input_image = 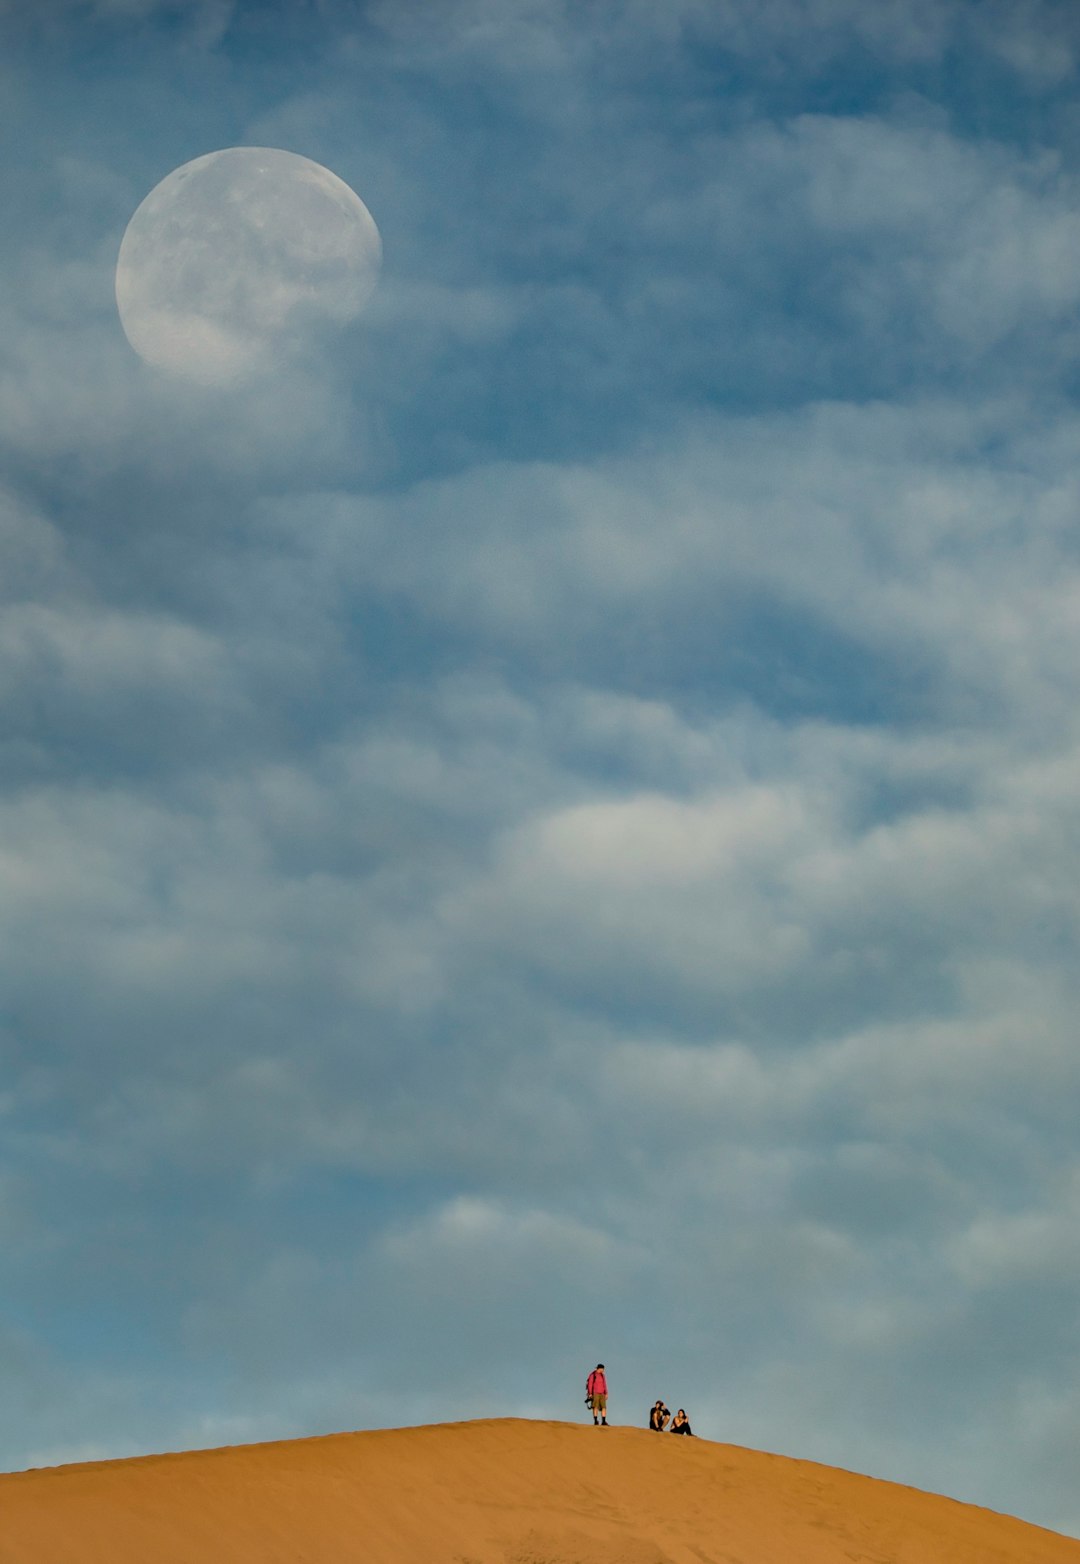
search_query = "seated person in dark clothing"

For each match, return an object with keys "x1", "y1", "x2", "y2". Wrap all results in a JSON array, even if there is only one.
[
  {"x1": 649, "y1": 1400, "x2": 671, "y2": 1430},
  {"x1": 670, "y1": 1408, "x2": 693, "y2": 1435}
]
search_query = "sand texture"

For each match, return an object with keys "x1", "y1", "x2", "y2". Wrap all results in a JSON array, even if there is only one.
[{"x1": 2, "y1": 1417, "x2": 1077, "y2": 1564}]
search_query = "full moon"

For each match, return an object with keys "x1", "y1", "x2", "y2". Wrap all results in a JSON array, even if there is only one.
[{"x1": 115, "y1": 147, "x2": 382, "y2": 384}]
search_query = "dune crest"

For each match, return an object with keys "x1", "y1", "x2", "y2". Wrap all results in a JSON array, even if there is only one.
[{"x1": 1, "y1": 1417, "x2": 1076, "y2": 1564}]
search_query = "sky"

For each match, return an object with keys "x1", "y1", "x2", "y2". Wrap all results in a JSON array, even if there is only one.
[{"x1": 3, "y1": 0, "x2": 1080, "y2": 1539}]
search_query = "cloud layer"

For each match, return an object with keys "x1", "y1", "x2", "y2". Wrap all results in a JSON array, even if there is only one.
[{"x1": 3, "y1": 0, "x2": 1080, "y2": 1540}]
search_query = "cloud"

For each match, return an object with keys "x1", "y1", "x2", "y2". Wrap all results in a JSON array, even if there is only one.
[
  {"x1": 4, "y1": 0, "x2": 1080, "y2": 1540},
  {"x1": 255, "y1": 392, "x2": 1080, "y2": 749},
  {"x1": 0, "y1": 0, "x2": 236, "y2": 46},
  {"x1": 361, "y1": 0, "x2": 1077, "y2": 83}
]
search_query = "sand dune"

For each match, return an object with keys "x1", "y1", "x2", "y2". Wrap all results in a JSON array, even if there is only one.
[{"x1": 2, "y1": 1417, "x2": 1077, "y2": 1564}]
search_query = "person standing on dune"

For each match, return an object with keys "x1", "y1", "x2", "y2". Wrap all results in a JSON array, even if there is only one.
[{"x1": 586, "y1": 1363, "x2": 608, "y2": 1425}]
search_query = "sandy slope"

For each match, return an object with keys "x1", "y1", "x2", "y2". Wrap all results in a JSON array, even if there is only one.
[{"x1": 2, "y1": 1417, "x2": 1077, "y2": 1564}]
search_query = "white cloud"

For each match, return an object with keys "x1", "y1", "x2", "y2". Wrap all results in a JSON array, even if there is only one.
[
  {"x1": 949, "y1": 1173, "x2": 1080, "y2": 1289},
  {"x1": 380, "y1": 1195, "x2": 640, "y2": 1279},
  {"x1": 5, "y1": 0, "x2": 1080, "y2": 1535},
  {"x1": 0, "y1": 604, "x2": 231, "y2": 701},
  {"x1": 0, "y1": 0, "x2": 236, "y2": 45},
  {"x1": 0, "y1": 489, "x2": 71, "y2": 601},
  {"x1": 270, "y1": 391, "x2": 1080, "y2": 745},
  {"x1": 363, "y1": 0, "x2": 1074, "y2": 82}
]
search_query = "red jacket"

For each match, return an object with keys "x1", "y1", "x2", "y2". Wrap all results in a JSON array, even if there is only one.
[{"x1": 587, "y1": 1369, "x2": 607, "y2": 1396}]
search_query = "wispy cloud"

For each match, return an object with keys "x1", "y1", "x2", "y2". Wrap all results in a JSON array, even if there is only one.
[{"x1": 3, "y1": 0, "x2": 1080, "y2": 1540}]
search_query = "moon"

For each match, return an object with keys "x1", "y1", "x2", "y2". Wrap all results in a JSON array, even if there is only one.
[{"x1": 115, "y1": 147, "x2": 382, "y2": 384}]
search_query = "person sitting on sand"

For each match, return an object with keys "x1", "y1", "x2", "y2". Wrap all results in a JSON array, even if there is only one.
[
  {"x1": 649, "y1": 1401, "x2": 670, "y2": 1431},
  {"x1": 670, "y1": 1409, "x2": 693, "y2": 1436},
  {"x1": 586, "y1": 1364, "x2": 608, "y2": 1426}
]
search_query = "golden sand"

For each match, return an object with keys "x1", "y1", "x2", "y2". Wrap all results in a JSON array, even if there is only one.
[{"x1": 2, "y1": 1416, "x2": 1076, "y2": 1564}]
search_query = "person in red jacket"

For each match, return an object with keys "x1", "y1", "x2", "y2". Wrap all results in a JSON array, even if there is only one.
[{"x1": 586, "y1": 1363, "x2": 608, "y2": 1425}]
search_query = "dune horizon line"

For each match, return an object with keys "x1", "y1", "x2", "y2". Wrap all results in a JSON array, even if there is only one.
[{"x1": 2, "y1": 1415, "x2": 1077, "y2": 1564}]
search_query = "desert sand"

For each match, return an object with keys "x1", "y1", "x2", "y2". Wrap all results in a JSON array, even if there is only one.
[{"x1": 2, "y1": 1417, "x2": 1077, "y2": 1564}]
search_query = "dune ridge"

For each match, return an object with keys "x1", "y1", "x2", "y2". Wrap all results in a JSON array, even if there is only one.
[{"x1": 2, "y1": 1416, "x2": 1077, "y2": 1564}]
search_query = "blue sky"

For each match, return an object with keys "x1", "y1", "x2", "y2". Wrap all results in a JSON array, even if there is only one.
[{"x1": 4, "y1": 0, "x2": 1080, "y2": 1538}]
